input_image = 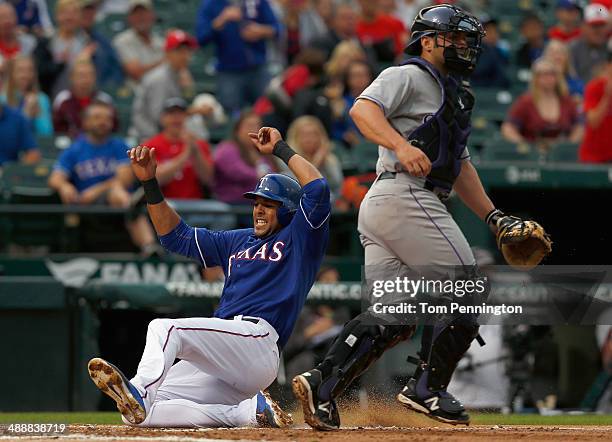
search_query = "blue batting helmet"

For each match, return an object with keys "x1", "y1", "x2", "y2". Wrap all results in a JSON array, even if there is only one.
[{"x1": 244, "y1": 174, "x2": 302, "y2": 226}]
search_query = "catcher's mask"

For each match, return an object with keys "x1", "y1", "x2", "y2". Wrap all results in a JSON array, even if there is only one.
[
  {"x1": 244, "y1": 174, "x2": 302, "y2": 226},
  {"x1": 405, "y1": 4, "x2": 485, "y2": 76}
]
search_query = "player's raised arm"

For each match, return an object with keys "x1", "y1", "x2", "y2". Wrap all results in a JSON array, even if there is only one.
[
  {"x1": 248, "y1": 127, "x2": 322, "y2": 186},
  {"x1": 128, "y1": 146, "x2": 181, "y2": 236},
  {"x1": 249, "y1": 127, "x2": 331, "y2": 230}
]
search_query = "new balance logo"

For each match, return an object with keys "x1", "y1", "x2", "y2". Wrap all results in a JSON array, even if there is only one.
[{"x1": 424, "y1": 396, "x2": 440, "y2": 411}]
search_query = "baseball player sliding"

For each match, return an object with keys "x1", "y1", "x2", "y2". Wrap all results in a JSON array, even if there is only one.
[
  {"x1": 293, "y1": 4, "x2": 551, "y2": 430},
  {"x1": 87, "y1": 127, "x2": 331, "y2": 428}
]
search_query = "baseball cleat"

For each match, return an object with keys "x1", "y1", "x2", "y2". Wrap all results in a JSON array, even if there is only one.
[
  {"x1": 88, "y1": 357, "x2": 146, "y2": 425},
  {"x1": 255, "y1": 390, "x2": 293, "y2": 428},
  {"x1": 292, "y1": 369, "x2": 340, "y2": 431},
  {"x1": 396, "y1": 378, "x2": 470, "y2": 425}
]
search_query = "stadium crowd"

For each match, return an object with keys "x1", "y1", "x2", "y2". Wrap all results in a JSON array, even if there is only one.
[{"x1": 2, "y1": 0, "x2": 612, "y2": 252}]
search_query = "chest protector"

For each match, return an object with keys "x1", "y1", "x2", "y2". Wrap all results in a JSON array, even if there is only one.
[{"x1": 401, "y1": 57, "x2": 474, "y2": 192}]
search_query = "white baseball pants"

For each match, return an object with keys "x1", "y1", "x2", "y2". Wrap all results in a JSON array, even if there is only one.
[{"x1": 127, "y1": 316, "x2": 280, "y2": 427}]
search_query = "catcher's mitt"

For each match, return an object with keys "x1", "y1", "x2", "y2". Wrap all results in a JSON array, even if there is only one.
[{"x1": 495, "y1": 216, "x2": 552, "y2": 269}]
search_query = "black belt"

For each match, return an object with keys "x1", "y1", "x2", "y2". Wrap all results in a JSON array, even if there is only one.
[
  {"x1": 240, "y1": 317, "x2": 282, "y2": 353},
  {"x1": 378, "y1": 171, "x2": 449, "y2": 200}
]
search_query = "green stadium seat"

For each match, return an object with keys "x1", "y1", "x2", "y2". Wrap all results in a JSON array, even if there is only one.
[
  {"x1": 352, "y1": 140, "x2": 379, "y2": 173},
  {"x1": 36, "y1": 136, "x2": 62, "y2": 161},
  {"x1": 480, "y1": 136, "x2": 541, "y2": 162},
  {"x1": 333, "y1": 143, "x2": 356, "y2": 175},
  {"x1": 0, "y1": 161, "x2": 63, "y2": 251},
  {"x1": 473, "y1": 88, "x2": 513, "y2": 123},
  {"x1": 547, "y1": 141, "x2": 579, "y2": 162}
]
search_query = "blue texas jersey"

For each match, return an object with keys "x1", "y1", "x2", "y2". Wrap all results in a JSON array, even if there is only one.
[{"x1": 159, "y1": 178, "x2": 331, "y2": 347}]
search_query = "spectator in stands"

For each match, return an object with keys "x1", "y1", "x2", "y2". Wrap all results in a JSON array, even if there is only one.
[
  {"x1": 389, "y1": 0, "x2": 430, "y2": 29},
  {"x1": 0, "y1": 66, "x2": 39, "y2": 166},
  {"x1": 549, "y1": 0, "x2": 582, "y2": 43},
  {"x1": 579, "y1": 51, "x2": 612, "y2": 163},
  {"x1": 52, "y1": 58, "x2": 117, "y2": 139},
  {"x1": 48, "y1": 100, "x2": 158, "y2": 255},
  {"x1": 332, "y1": 59, "x2": 372, "y2": 148},
  {"x1": 3, "y1": 54, "x2": 53, "y2": 136},
  {"x1": 184, "y1": 92, "x2": 228, "y2": 142},
  {"x1": 112, "y1": 0, "x2": 164, "y2": 86},
  {"x1": 253, "y1": 48, "x2": 327, "y2": 135},
  {"x1": 195, "y1": 0, "x2": 281, "y2": 117},
  {"x1": 0, "y1": 2, "x2": 36, "y2": 60},
  {"x1": 284, "y1": 115, "x2": 343, "y2": 201},
  {"x1": 142, "y1": 98, "x2": 213, "y2": 200},
  {"x1": 569, "y1": 3, "x2": 610, "y2": 83},
  {"x1": 471, "y1": 16, "x2": 510, "y2": 89},
  {"x1": 311, "y1": 2, "x2": 358, "y2": 58},
  {"x1": 213, "y1": 111, "x2": 275, "y2": 204},
  {"x1": 130, "y1": 29, "x2": 197, "y2": 141},
  {"x1": 516, "y1": 13, "x2": 546, "y2": 68},
  {"x1": 355, "y1": 0, "x2": 407, "y2": 64},
  {"x1": 299, "y1": 0, "x2": 333, "y2": 46},
  {"x1": 325, "y1": 40, "x2": 368, "y2": 84},
  {"x1": 278, "y1": 0, "x2": 310, "y2": 64},
  {"x1": 9, "y1": 0, "x2": 53, "y2": 36},
  {"x1": 79, "y1": 0, "x2": 124, "y2": 89},
  {"x1": 290, "y1": 40, "x2": 368, "y2": 138},
  {"x1": 33, "y1": 0, "x2": 92, "y2": 98},
  {"x1": 543, "y1": 39, "x2": 584, "y2": 99},
  {"x1": 502, "y1": 58, "x2": 583, "y2": 152},
  {"x1": 144, "y1": 97, "x2": 235, "y2": 230}
]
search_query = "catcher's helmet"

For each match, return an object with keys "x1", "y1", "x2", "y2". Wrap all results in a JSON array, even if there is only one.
[
  {"x1": 244, "y1": 174, "x2": 302, "y2": 226},
  {"x1": 405, "y1": 4, "x2": 485, "y2": 75}
]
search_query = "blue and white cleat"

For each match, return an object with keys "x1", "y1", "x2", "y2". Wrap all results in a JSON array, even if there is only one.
[
  {"x1": 255, "y1": 390, "x2": 293, "y2": 428},
  {"x1": 88, "y1": 357, "x2": 146, "y2": 425}
]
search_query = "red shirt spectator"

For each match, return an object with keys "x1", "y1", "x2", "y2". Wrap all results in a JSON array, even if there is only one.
[
  {"x1": 548, "y1": 26, "x2": 581, "y2": 42},
  {"x1": 144, "y1": 98, "x2": 214, "y2": 199},
  {"x1": 548, "y1": 0, "x2": 582, "y2": 43},
  {"x1": 52, "y1": 60, "x2": 118, "y2": 139},
  {"x1": 506, "y1": 93, "x2": 579, "y2": 141},
  {"x1": 579, "y1": 76, "x2": 612, "y2": 162},
  {"x1": 502, "y1": 58, "x2": 583, "y2": 146},
  {"x1": 144, "y1": 134, "x2": 212, "y2": 199},
  {"x1": 356, "y1": 0, "x2": 406, "y2": 62}
]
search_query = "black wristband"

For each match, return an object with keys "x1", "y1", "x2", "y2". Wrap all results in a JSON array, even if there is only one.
[
  {"x1": 142, "y1": 178, "x2": 164, "y2": 205},
  {"x1": 485, "y1": 209, "x2": 504, "y2": 227},
  {"x1": 273, "y1": 140, "x2": 296, "y2": 165}
]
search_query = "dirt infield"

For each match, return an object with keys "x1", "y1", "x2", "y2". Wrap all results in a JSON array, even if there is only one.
[
  {"x1": 3, "y1": 424, "x2": 611, "y2": 442},
  {"x1": 2, "y1": 406, "x2": 610, "y2": 441}
]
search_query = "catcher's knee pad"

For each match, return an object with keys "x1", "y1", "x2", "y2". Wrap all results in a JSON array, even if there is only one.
[
  {"x1": 415, "y1": 314, "x2": 479, "y2": 391},
  {"x1": 317, "y1": 312, "x2": 415, "y2": 400}
]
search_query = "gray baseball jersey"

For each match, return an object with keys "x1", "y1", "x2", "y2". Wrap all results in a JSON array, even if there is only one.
[{"x1": 356, "y1": 64, "x2": 475, "y2": 273}]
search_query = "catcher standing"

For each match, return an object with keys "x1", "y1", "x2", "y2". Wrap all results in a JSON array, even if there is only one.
[{"x1": 293, "y1": 4, "x2": 551, "y2": 430}]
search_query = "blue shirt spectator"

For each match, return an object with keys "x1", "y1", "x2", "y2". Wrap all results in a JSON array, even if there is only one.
[
  {"x1": 0, "y1": 103, "x2": 38, "y2": 166},
  {"x1": 195, "y1": 0, "x2": 280, "y2": 115},
  {"x1": 53, "y1": 134, "x2": 128, "y2": 192},
  {"x1": 12, "y1": 0, "x2": 40, "y2": 31},
  {"x1": 196, "y1": 0, "x2": 280, "y2": 71},
  {"x1": 81, "y1": 0, "x2": 125, "y2": 89},
  {"x1": 472, "y1": 17, "x2": 510, "y2": 89}
]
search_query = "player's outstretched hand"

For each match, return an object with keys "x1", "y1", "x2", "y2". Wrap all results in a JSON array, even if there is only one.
[
  {"x1": 248, "y1": 127, "x2": 282, "y2": 155},
  {"x1": 396, "y1": 142, "x2": 432, "y2": 177},
  {"x1": 128, "y1": 145, "x2": 157, "y2": 182}
]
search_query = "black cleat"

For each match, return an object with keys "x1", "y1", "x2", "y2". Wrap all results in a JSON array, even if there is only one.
[
  {"x1": 292, "y1": 369, "x2": 340, "y2": 431},
  {"x1": 397, "y1": 378, "x2": 470, "y2": 425}
]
